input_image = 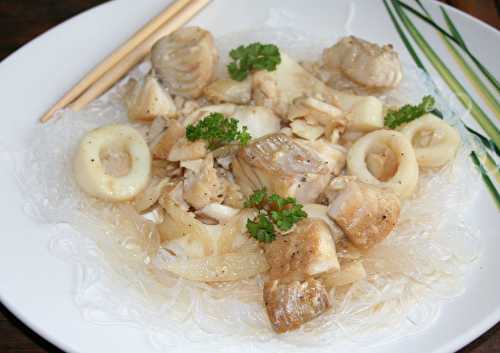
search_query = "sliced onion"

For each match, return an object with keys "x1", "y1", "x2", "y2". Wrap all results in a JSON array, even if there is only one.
[{"x1": 156, "y1": 248, "x2": 269, "y2": 282}]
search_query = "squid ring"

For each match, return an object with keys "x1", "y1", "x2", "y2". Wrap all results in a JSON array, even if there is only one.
[
  {"x1": 73, "y1": 124, "x2": 151, "y2": 201},
  {"x1": 399, "y1": 114, "x2": 460, "y2": 168},
  {"x1": 347, "y1": 129, "x2": 418, "y2": 198}
]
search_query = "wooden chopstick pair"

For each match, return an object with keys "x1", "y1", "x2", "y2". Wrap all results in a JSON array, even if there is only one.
[{"x1": 40, "y1": 0, "x2": 211, "y2": 123}]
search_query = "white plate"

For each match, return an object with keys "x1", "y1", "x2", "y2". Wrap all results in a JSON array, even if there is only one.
[{"x1": 0, "y1": 0, "x2": 498, "y2": 352}]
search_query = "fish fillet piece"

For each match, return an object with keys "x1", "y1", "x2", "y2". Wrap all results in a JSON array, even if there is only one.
[
  {"x1": 264, "y1": 219, "x2": 340, "y2": 281},
  {"x1": 151, "y1": 27, "x2": 218, "y2": 98},
  {"x1": 323, "y1": 36, "x2": 402, "y2": 90},
  {"x1": 328, "y1": 181, "x2": 400, "y2": 249},
  {"x1": 263, "y1": 278, "x2": 331, "y2": 333},
  {"x1": 232, "y1": 133, "x2": 331, "y2": 203}
]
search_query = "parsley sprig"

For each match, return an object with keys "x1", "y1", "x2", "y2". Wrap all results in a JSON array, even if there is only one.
[
  {"x1": 186, "y1": 112, "x2": 251, "y2": 150},
  {"x1": 244, "y1": 188, "x2": 307, "y2": 243},
  {"x1": 384, "y1": 95, "x2": 435, "y2": 129},
  {"x1": 246, "y1": 214, "x2": 275, "y2": 244},
  {"x1": 227, "y1": 42, "x2": 281, "y2": 81}
]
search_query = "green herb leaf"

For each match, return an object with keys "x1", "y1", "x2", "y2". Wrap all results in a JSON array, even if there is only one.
[
  {"x1": 186, "y1": 112, "x2": 252, "y2": 150},
  {"x1": 239, "y1": 126, "x2": 251, "y2": 146},
  {"x1": 244, "y1": 190, "x2": 307, "y2": 242},
  {"x1": 246, "y1": 214, "x2": 276, "y2": 243},
  {"x1": 267, "y1": 194, "x2": 293, "y2": 210},
  {"x1": 227, "y1": 42, "x2": 281, "y2": 81},
  {"x1": 243, "y1": 188, "x2": 268, "y2": 209},
  {"x1": 270, "y1": 204, "x2": 307, "y2": 232},
  {"x1": 384, "y1": 95, "x2": 435, "y2": 129}
]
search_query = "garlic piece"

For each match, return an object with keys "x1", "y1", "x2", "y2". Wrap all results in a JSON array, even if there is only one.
[
  {"x1": 291, "y1": 119, "x2": 324, "y2": 141},
  {"x1": 345, "y1": 96, "x2": 384, "y2": 132}
]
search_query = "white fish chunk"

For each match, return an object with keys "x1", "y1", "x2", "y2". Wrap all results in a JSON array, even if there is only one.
[
  {"x1": 263, "y1": 278, "x2": 331, "y2": 333},
  {"x1": 232, "y1": 133, "x2": 332, "y2": 203},
  {"x1": 323, "y1": 36, "x2": 402, "y2": 90},
  {"x1": 151, "y1": 27, "x2": 218, "y2": 98},
  {"x1": 264, "y1": 218, "x2": 340, "y2": 281},
  {"x1": 328, "y1": 181, "x2": 400, "y2": 249}
]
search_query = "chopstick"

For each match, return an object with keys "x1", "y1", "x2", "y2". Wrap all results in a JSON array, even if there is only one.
[
  {"x1": 40, "y1": 0, "x2": 191, "y2": 123},
  {"x1": 40, "y1": 0, "x2": 210, "y2": 122}
]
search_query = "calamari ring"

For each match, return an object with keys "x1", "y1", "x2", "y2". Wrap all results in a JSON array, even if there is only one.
[
  {"x1": 347, "y1": 129, "x2": 418, "y2": 198},
  {"x1": 73, "y1": 124, "x2": 151, "y2": 201},
  {"x1": 399, "y1": 114, "x2": 460, "y2": 168}
]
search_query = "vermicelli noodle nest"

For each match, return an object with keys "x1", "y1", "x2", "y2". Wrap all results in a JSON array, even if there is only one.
[{"x1": 15, "y1": 28, "x2": 481, "y2": 352}]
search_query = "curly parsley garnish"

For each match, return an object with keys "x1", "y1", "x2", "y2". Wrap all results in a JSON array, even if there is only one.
[
  {"x1": 384, "y1": 95, "x2": 435, "y2": 129},
  {"x1": 244, "y1": 188, "x2": 307, "y2": 243},
  {"x1": 186, "y1": 112, "x2": 251, "y2": 150},
  {"x1": 246, "y1": 214, "x2": 275, "y2": 244},
  {"x1": 227, "y1": 42, "x2": 281, "y2": 81}
]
